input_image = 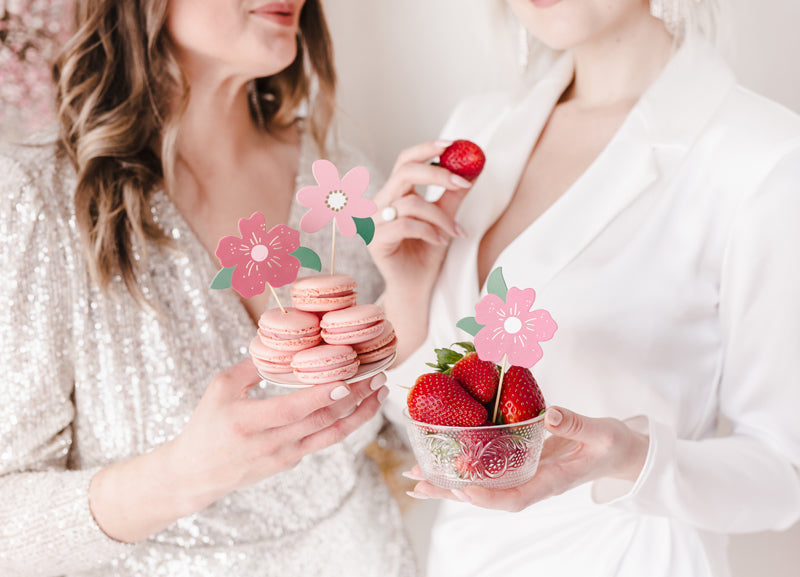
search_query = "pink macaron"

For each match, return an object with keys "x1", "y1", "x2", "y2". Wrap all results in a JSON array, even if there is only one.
[
  {"x1": 352, "y1": 321, "x2": 397, "y2": 364},
  {"x1": 290, "y1": 344, "x2": 359, "y2": 384},
  {"x1": 249, "y1": 336, "x2": 294, "y2": 374},
  {"x1": 291, "y1": 274, "x2": 358, "y2": 313},
  {"x1": 320, "y1": 304, "x2": 386, "y2": 345},
  {"x1": 257, "y1": 307, "x2": 321, "y2": 352}
]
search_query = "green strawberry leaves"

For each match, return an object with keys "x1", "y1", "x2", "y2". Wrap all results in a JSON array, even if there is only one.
[{"x1": 425, "y1": 342, "x2": 477, "y2": 373}]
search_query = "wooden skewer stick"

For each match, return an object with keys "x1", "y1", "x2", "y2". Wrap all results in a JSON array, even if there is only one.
[
  {"x1": 268, "y1": 284, "x2": 286, "y2": 314},
  {"x1": 330, "y1": 220, "x2": 337, "y2": 275},
  {"x1": 492, "y1": 354, "x2": 509, "y2": 424}
]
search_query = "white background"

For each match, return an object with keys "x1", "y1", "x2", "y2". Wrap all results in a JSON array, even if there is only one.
[{"x1": 324, "y1": 1, "x2": 800, "y2": 575}]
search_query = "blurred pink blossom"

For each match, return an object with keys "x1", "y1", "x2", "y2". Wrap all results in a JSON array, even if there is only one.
[{"x1": 1, "y1": 0, "x2": 74, "y2": 134}]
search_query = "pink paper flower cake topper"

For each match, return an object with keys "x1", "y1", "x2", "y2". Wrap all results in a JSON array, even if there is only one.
[
  {"x1": 457, "y1": 267, "x2": 557, "y2": 369},
  {"x1": 211, "y1": 212, "x2": 321, "y2": 301},
  {"x1": 297, "y1": 160, "x2": 377, "y2": 273}
]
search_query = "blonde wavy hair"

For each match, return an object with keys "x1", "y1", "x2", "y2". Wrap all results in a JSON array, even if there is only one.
[{"x1": 53, "y1": 0, "x2": 336, "y2": 299}]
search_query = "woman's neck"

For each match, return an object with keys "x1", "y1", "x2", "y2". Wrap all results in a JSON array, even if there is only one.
[
  {"x1": 174, "y1": 65, "x2": 265, "y2": 182},
  {"x1": 567, "y1": 11, "x2": 675, "y2": 108}
]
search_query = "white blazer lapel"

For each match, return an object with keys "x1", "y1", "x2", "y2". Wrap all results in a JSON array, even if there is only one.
[{"x1": 489, "y1": 39, "x2": 736, "y2": 291}]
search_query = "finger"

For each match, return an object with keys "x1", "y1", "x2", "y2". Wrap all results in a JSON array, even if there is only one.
[
  {"x1": 373, "y1": 217, "x2": 451, "y2": 253},
  {"x1": 237, "y1": 380, "x2": 353, "y2": 432},
  {"x1": 545, "y1": 407, "x2": 607, "y2": 444},
  {"x1": 383, "y1": 163, "x2": 471, "y2": 206},
  {"x1": 389, "y1": 193, "x2": 461, "y2": 238},
  {"x1": 392, "y1": 140, "x2": 452, "y2": 172},
  {"x1": 434, "y1": 186, "x2": 471, "y2": 222},
  {"x1": 288, "y1": 386, "x2": 389, "y2": 457},
  {"x1": 266, "y1": 374, "x2": 387, "y2": 446}
]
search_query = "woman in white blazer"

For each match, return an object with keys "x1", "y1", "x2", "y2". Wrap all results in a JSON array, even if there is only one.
[{"x1": 369, "y1": 1, "x2": 800, "y2": 576}]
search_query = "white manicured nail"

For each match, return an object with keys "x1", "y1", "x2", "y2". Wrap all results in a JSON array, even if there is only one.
[
  {"x1": 330, "y1": 385, "x2": 350, "y2": 400},
  {"x1": 451, "y1": 174, "x2": 472, "y2": 189}
]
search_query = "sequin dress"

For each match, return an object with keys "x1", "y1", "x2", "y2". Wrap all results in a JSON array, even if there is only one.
[{"x1": 0, "y1": 135, "x2": 417, "y2": 577}]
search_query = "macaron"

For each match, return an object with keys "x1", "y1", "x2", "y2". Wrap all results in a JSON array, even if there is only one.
[
  {"x1": 291, "y1": 274, "x2": 358, "y2": 313},
  {"x1": 320, "y1": 304, "x2": 386, "y2": 345},
  {"x1": 352, "y1": 321, "x2": 397, "y2": 364},
  {"x1": 257, "y1": 307, "x2": 321, "y2": 352},
  {"x1": 290, "y1": 344, "x2": 359, "y2": 384},
  {"x1": 249, "y1": 336, "x2": 293, "y2": 374}
]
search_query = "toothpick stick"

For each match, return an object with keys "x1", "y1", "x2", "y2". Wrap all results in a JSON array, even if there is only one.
[
  {"x1": 492, "y1": 354, "x2": 509, "y2": 424},
  {"x1": 268, "y1": 284, "x2": 286, "y2": 314},
  {"x1": 330, "y1": 219, "x2": 337, "y2": 275}
]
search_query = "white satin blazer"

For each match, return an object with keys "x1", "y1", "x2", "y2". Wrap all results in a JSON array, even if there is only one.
[{"x1": 385, "y1": 39, "x2": 800, "y2": 577}]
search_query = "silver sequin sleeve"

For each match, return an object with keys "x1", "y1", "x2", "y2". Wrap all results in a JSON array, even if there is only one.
[
  {"x1": 0, "y1": 154, "x2": 134, "y2": 574},
  {"x1": 0, "y1": 140, "x2": 416, "y2": 577}
]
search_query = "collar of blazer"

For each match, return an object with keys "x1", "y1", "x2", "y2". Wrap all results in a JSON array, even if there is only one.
[{"x1": 455, "y1": 38, "x2": 737, "y2": 295}]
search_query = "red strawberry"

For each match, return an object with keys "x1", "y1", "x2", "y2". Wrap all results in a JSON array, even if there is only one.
[
  {"x1": 407, "y1": 373, "x2": 488, "y2": 427},
  {"x1": 451, "y1": 352, "x2": 500, "y2": 404},
  {"x1": 439, "y1": 140, "x2": 486, "y2": 182},
  {"x1": 499, "y1": 366, "x2": 546, "y2": 424}
]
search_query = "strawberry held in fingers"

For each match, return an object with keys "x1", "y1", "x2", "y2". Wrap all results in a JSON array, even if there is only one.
[
  {"x1": 439, "y1": 139, "x2": 486, "y2": 182},
  {"x1": 407, "y1": 373, "x2": 488, "y2": 427},
  {"x1": 499, "y1": 366, "x2": 546, "y2": 424}
]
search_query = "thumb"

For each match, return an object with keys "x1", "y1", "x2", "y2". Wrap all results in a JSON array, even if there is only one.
[
  {"x1": 434, "y1": 186, "x2": 470, "y2": 221},
  {"x1": 544, "y1": 406, "x2": 597, "y2": 442}
]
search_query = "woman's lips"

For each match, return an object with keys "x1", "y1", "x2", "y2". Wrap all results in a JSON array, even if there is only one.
[
  {"x1": 251, "y1": 2, "x2": 295, "y2": 26},
  {"x1": 531, "y1": 0, "x2": 563, "y2": 8}
]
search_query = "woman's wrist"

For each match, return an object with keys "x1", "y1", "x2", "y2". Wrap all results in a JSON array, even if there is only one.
[
  {"x1": 88, "y1": 441, "x2": 217, "y2": 543},
  {"x1": 613, "y1": 428, "x2": 649, "y2": 483}
]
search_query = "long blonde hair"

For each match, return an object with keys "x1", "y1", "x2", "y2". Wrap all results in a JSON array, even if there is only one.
[{"x1": 53, "y1": 0, "x2": 336, "y2": 299}]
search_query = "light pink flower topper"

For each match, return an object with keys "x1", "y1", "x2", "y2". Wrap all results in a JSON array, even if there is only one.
[
  {"x1": 297, "y1": 159, "x2": 377, "y2": 237},
  {"x1": 457, "y1": 267, "x2": 557, "y2": 369},
  {"x1": 213, "y1": 213, "x2": 310, "y2": 299}
]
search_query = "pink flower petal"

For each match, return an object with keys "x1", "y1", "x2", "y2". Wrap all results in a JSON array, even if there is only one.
[
  {"x1": 474, "y1": 326, "x2": 507, "y2": 364},
  {"x1": 296, "y1": 184, "x2": 326, "y2": 208},
  {"x1": 231, "y1": 260, "x2": 269, "y2": 299},
  {"x1": 346, "y1": 195, "x2": 378, "y2": 219},
  {"x1": 335, "y1": 212, "x2": 357, "y2": 237},
  {"x1": 215, "y1": 236, "x2": 252, "y2": 268},
  {"x1": 237, "y1": 212, "x2": 268, "y2": 244},
  {"x1": 340, "y1": 165, "x2": 370, "y2": 198},
  {"x1": 474, "y1": 294, "x2": 507, "y2": 326},
  {"x1": 526, "y1": 310, "x2": 558, "y2": 341},
  {"x1": 312, "y1": 159, "x2": 341, "y2": 185},
  {"x1": 505, "y1": 287, "x2": 536, "y2": 314},
  {"x1": 507, "y1": 341, "x2": 544, "y2": 368},
  {"x1": 299, "y1": 207, "x2": 333, "y2": 234}
]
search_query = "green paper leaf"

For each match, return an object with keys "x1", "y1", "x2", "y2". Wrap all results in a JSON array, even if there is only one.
[
  {"x1": 290, "y1": 246, "x2": 322, "y2": 272},
  {"x1": 456, "y1": 316, "x2": 484, "y2": 337},
  {"x1": 486, "y1": 267, "x2": 508, "y2": 301},
  {"x1": 353, "y1": 217, "x2": 375, "y2": 245},
  {"x1": 210, "y1": 267, "x2": 234, "y2": 290}
]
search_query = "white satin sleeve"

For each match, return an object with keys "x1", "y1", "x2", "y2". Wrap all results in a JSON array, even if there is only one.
[{"x1": 594, "y1": 143, "x2": 800, "y2": 533}]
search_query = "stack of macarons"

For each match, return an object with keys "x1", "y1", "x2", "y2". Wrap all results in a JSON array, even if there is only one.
[{"x1": 249, "y1": 273, "x2": 397, "y2": 384}]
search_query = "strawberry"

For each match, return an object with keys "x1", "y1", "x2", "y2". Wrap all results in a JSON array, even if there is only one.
[
  {"x1": 407, "y1": 373, "x2": 487, "y2": 427},
  {"x1": 498, "y1": 365, "x2": 546, "y2": 424},
  {"x1": 426, "y1": 342, "x2": 499, "y2": 404},
  {"x1": 451, "y1": 351, "x2": 500, "y2": 404},
  {"x1": 439, "y1": 139, "x2": 486, "y2": 182}
]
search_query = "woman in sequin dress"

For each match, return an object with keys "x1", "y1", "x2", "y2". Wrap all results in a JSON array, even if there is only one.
[{"x1": 0, "y1": 1, "x2": 417, "y2": 576}]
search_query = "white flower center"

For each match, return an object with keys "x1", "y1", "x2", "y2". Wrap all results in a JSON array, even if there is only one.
[
  {"x1": 250, "y1": 244, "x2": 269, "y2": 262},
  {"x1": 504, "y1": 316, "x2": 523, "y2": 334},
  {"x1": 326, "y1": 190, "x2": 349, "y2": 212}
]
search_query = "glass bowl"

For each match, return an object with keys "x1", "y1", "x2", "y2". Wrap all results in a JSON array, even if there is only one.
[{"x1": 404, "y1": 410, "x2": 547, "y2": 490}]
